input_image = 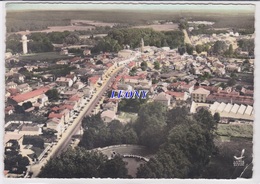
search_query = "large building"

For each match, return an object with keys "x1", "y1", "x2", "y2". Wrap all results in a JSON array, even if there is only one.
[
  {"x1": 8, "y1": 87, "x2": 49, "y2": 106},
  {"x1": 209, "y1": 102, "x2": 254, "y2": 121},
  {"x1": 191, "y1": 88, "x2": 210, "y2": 102}
]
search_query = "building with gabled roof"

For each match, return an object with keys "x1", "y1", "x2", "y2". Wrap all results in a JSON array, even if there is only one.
[
  {"x1": 153, "y1": 92, "x2": 171, "y2": 107},
  {"x1": 191, "y1": 88, "x2": 210, "y2": 102},
  {"x1": 8, "y1": 87, "x2": 50, "y2": 106}
]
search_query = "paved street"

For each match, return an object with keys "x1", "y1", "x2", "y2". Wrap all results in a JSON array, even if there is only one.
[{"x1": 30, "y1": 65, "x2": 124, "y2": 177}]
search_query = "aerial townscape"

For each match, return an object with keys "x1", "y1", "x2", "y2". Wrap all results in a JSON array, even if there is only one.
[{"x1": 4, "y1": 4, "x2": 254, "y2": 179}]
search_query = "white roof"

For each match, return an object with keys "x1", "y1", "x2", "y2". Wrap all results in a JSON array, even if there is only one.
[
  {"x1": 101, "y1": 110, "x2": 116, "y2": 119},
  {"x1": 216, "y1": 102, "x2": 226, "y2": 112},
  {"x1": 154, "y1": 92, "x2": 171, "y2": 101},
  {"x1": 237, "y1": 105, "x2": 246, "y2": 115},
  {"x1": 231, "y1": 104, "x2": 239, "y2": 114},
  {"x1": 244, "y1": 106, "x2": 253, "y2": 115},
  {"x1": 223, "y1": 103, "x2": 233, "y2": 113},
  {"x1": 209, "y1": 102, "x2": 220, "y2": 111},
  {"x1": 192, "y1": 88, "x2": 210, "y2": 95}
]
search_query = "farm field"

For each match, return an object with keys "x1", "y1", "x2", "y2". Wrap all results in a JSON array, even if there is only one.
[{"x1": 132, "y1": 24, "x2": 178, "y2": 31}]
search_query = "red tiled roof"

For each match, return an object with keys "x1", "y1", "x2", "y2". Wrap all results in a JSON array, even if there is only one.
[
  {"x1": 60, "y1": 104, "x2": 74, "y2": 110},
  {"x1": 128, "y1": 61, "x2": 135, "y2": 68},
  {"x1": 194, "y1": 85, "x2": 219, "y2": 93},
  {"x1": 70, "y1": 57, "x2": 81, "y2": 62},
  {"x1": 48, "y1": 112, "x2": 63, "y2": 119},
  {"x1": 166, "y1": 91, "x2": 184, "y2": 98},
  {"x1": 9, "y1": 87, "x2": 50, "y2": 103},
  {"x1": 51, "y1": 106, "x2": 60, "y2": 112},
  {"x1": 69, "y1": 95, "x2": 80, "y2": 101},
  {"x1": 89, "y1": 76, "x2": 100, "y2": 84},
  {"x1": 105, "y1": 62, "x2": 113, "y2": 68},
  {"x1": 7, "y1": 88, "x2": 19, "y2": 96}
]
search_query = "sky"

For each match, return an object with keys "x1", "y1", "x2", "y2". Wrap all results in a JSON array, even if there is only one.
[{"x1": 6, "y1": 3, "x2": 255, "y2": 12}]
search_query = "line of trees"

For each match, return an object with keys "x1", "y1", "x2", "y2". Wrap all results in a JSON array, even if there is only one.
[{"x1": 92, "y1": 28, "x2": 184, "y2": 53}]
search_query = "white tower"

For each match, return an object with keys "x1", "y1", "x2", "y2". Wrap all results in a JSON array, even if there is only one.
[
  {"x1": 21, "y1": 35, "x2": 29, "y2": 54},
  {"x1": 140, "y1": 38, "x2": 144, "y2": 53}
]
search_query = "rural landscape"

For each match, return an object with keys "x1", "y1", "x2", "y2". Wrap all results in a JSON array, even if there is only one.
[{"x1": 4, "y1": 3, "x2": 254, "y2": 179}]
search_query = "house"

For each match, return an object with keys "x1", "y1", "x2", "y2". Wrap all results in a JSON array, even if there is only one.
[
  {"x1": 56, "y1": 77, "x2": 73, "y2": 87},
  {"x1": 13, "y1": 73, "x2": 25, "y2": 83},
  {"x1": 66, "y1": 74, "x2": 77, "y2": 82},
  {"x1": 73, "y1": 81, "x2": 85, "y2": 90},
  {"x1": 103, "y1": 102, "x2": 118, "y2": 113},
  {"x1": 60, "y1": 49, "x2": 68, "y2": 55},
  {"x1": 4, "y1": 133, "x2": 24, "y2": 152},
  {"x1": 101, "y1": 110, "x2": 116, "y2": 123},
  {"x1": 7, "y1": 88, "x2": 19, "y2": 96},
  {"x1": 35, "y1": 94, "x2": 49, "y2": 109},
  {"x1": 83, "y1": 49, "x2": 91, "y2": 56},
  {"x1": 83, "y1": 86, "x2": 94, "y2": 98},
  {"x1": 166, "y1": 91, "x2": 189, "y2": 101},
  {"x1": 17, "y1": 83, "x2": 32, "y2": 94},
  {"x1": 19, "y1": 123, "x2": 42, "y2": 135},
  {"x1": 153, "y1": 92, "x2": 171, "y2": 107},
  {"x1": 56, "y1": 60, "x2": 69, "y2": 65},
  {"x1": 46, "y1": 118, "x2": 64, "y2": 136},
  {"x1": 8, "y1": 87, "x2": 50, "y2": 106},
  {"x1": 7, "y1": 82, "x2": 18, "y2": 89},
  {"x1": 88, "y1": 76, "x2": 101, "y2": 87},
  {"x1": 5, "y1": 105, "x2": 14, "y2": 115},
  {"x1": 226, "y1": 64, "x2": 241, "y2": 72},
  {"x1": 192, "y1": 88, "x2": 210, "y2": 102}
]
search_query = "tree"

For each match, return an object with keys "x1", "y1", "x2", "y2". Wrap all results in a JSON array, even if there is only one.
[
  {"x1": 178, "y1": 46, "x2": 186, "y2": 55},
  {"x1": 96, "y1": 60, "x2": 103, "y2": 65},
  {"x1": 186, "y1": 43, "x2": 194, "y2": 55},
  {"x1": 22, "y1": 101, "x2": 32, "y2": 110},
  {"x1": 141, "y1": 61, "x2": 148, "y2": 71},
  {"x1": 195, "y1": 44, "x2": 204, "y2": 54},
  {"x1": 23, "y1": 136, "x2": 44, "y2": 149},
  {"x1": 194, "y1": 108, "x2": 217, "y2": 131},
  {"x1": 14, "y1": 105, "x2": 25, "y2": 114},
  {"x1": 227, "y1": 78, "x2": 236, "y2": 86},
  {"x1": 4, "y1": 154, "x2": 30, "y2": 174},
  {"x1": 134, "y1": 102, "x2": 167, "y2": 150},
  {"x1": 213, "y1": 112, "x2": 220, "y2": 123},
  {"x1": 39, "y1": 148, "x2": 108, "y2": 178},
  {"x1": 154, "y1": 61, "x2": 160, "y2": 70},
  {"x1": 212, "y1": 41, "x2": 227, "y2": 55},
  {"x1": 45, "y1": 89, "x2": 59, "y2": 101},
  {"x1": 64, "y1": 32, "x2": 80, "y2": 45},
  {"x1": 178, "y1": 20, "x2": 188, "y2": 30},
  {"x1": 99, "y1": 155, "x2": 128, "y2": 178}
]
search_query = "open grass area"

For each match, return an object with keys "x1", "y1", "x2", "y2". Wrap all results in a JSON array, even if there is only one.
[
  {"x1": 19, "y1": 52, "x2": 73, "y2": 61},
  {"x1": 216, "y1": 124, "x2": 253, "y2": 138},
  {"x1": 117, "y1": 112, "x2": 138, "y2": 123}
]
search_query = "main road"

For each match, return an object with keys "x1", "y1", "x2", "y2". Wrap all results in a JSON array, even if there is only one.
[{"x1": 30, "y1": 65, "x2": 124, "y2": 177}]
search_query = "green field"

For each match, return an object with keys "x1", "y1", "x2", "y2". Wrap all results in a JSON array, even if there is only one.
[
  {"x1": 19, "y1": 52, "x2": 73, "y2": 61},
  {"x1": 216, "y1": 123, "x2": 253, "y2": 138}
]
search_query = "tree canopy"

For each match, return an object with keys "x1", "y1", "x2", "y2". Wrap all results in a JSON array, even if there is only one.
[{"x1": 38, "y1": 147, "x2": 129, "y2": 178}]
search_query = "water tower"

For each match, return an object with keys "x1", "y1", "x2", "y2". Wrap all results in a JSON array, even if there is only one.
[{"x1": 21, "y1": 35, "x2": 29, "y2": 54}]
